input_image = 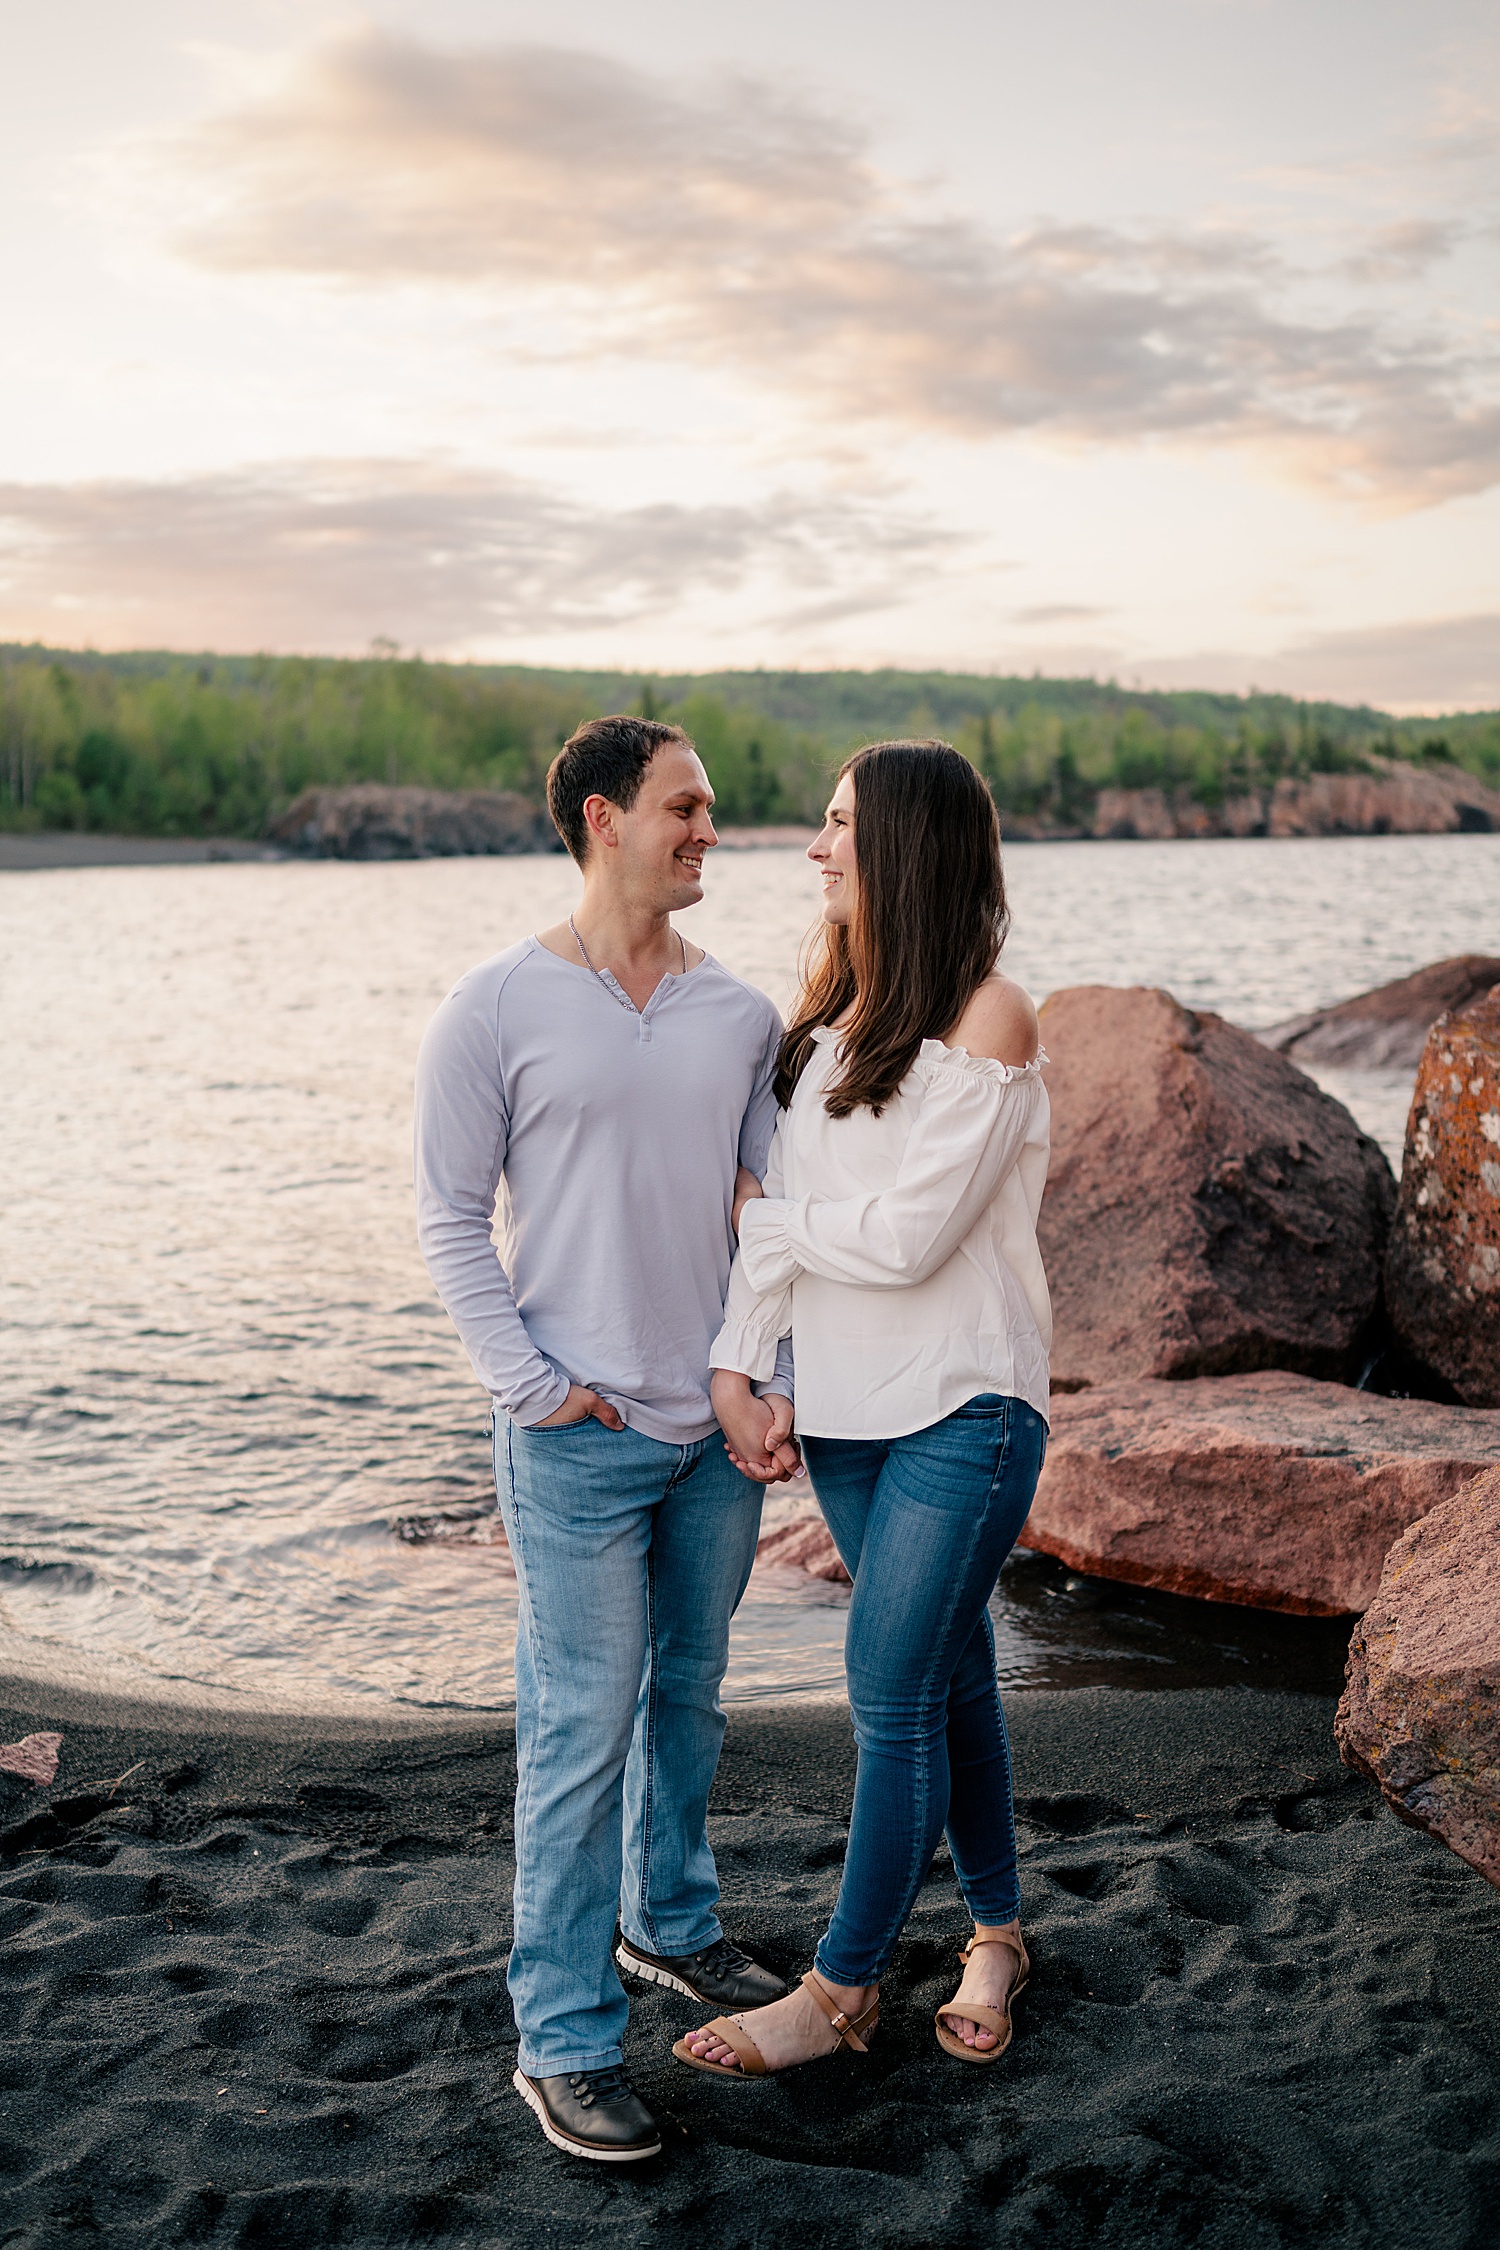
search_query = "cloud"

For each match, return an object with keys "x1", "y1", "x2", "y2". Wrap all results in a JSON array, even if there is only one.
[
  {"x1": 1013, "y1": 603, "x2": 1111, "y2": 625},
  {"x1": 0, "y1": 460, "x2": 948, "y2": 653},
  {"x1": 156, "y1": 28, "x2": 1500, "y2": 507},
  {"x1": 1339, "y1": 218, "x2": 1462, "y2": 282},
  {"x1": 1256, "y1": 611, "x2": 1500, "y2": 711},
  {"x1": 1139, "y1": 612, "x2": 1500, "y2": 712}
]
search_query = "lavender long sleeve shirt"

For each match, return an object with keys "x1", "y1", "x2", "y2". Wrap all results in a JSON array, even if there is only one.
[{"x1": 413, "y1": 936, "x2": 789, "y2": 1442}]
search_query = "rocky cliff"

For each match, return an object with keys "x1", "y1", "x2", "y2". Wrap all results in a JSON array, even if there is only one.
[{"x1": 1004, "y1": 756, "x2": 1500, "y2": 841}]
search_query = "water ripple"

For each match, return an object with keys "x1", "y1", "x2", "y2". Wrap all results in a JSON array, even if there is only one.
[{"x1": 2, "y1": 837, "x2": 1496, "y2": 1707}]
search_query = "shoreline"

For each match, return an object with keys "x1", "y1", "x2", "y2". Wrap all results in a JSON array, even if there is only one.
[
  {"x1": 5, "y1": 1671, "x2": 1499, "y2": 2246},
  {"x1": 7, "y1": 823, "x2": 1500, "y2": 870}
]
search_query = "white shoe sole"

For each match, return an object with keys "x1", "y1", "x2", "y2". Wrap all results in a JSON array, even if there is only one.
[
  {"x1": 512, "y1": 2069, "x2": 661, "y2": 2163},
  {"x1": 614, "y1": 1944, "x2": 700, "y2": 2000}
]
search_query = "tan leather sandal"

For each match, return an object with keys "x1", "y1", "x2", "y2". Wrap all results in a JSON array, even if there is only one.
[
  {"x1": 672, "y1": 1971, "x2": 879, "y2": 2080},
  {"x1": 935, "y1": 1928, "x2": 1029, "y2": 2063}
]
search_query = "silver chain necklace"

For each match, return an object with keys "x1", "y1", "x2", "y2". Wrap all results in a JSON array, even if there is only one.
[{"x1": 569, "y1": 915, "x2": 686, "y2": 999}]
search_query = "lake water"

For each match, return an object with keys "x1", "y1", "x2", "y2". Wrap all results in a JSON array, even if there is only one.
[{"x1": 4, "y1": 833, "x2": 1498, "y2": 1713}]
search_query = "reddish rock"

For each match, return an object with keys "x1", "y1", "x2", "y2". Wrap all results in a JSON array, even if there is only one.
[
  {"x1": 1336, "y1": 1464, "x2": 1500, "y2": 1888},
  {"x1": 1083, "y1": 758, "x2": 1500, "y2": 842},
  {"x1": 1265, "y1": 760, "x2": 1500, "y2": 838},
  {"x1": 0, "y1": 1733, "x2": 62, "y2": 1785},
  {"x1": 1020, "y1": 1373, "x2": 1500, "y2": 1615},
  {"x1": 1261, "y1": 956, "x2": 1500, "y2": 1072},
  {"x1": 755, "y1": 1516, "x2": 851, "y2": 1584},
  {"x1": 1037, "y1": 985, "x2": 1396, "y2": 1389},
  {"x1": 1385, "y1": 988, "x2": 1500, "y2": 1408}
]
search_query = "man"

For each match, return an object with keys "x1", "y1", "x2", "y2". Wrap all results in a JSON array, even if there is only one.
[{"x1": 414, "y1": 715, "x2": 799, "y2": 2164}]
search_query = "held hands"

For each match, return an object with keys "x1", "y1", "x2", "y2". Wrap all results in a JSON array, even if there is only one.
[
  {"x1": 731, "y1": 1165, "x2": 764, "y2": 1240},
  {"x1": 711, "y1": 1370, "x2": 803, "y2": 1484},
  {"x1": 534, "y1": 1383, "x2": 626, "y2": 1431},
  {"x1": 721, "y1": 1173, "x2": 795, "y2": 1480}
]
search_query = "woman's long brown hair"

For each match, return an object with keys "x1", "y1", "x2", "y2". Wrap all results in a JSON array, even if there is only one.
[{"x1": 775, "y1": 739, "x2": 1009, "y2": 1118}]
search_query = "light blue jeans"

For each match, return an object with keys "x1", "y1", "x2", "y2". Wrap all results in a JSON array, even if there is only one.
[
  {"x1": 494, "y1": 1412, "x2": 763, "y2": 2075},
  {"x1": 801, "y1": 1395, "x2": 1047, "y2": 1987}
]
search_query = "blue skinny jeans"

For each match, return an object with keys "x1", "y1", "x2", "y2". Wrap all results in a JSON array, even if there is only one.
[
  {"x1": 495, "y1": 1413, "x2": 762, "y2": 2075},
  {"x1": 801, "y1": 1394, "x2": 1047, "y2": 1988}
]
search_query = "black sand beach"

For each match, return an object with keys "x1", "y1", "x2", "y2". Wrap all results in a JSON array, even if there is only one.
[{"x1": 3, "y1": 1677, "x2": 1498, "y2": 2249}]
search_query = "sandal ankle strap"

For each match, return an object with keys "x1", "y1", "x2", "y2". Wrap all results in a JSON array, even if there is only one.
[
  {"x1": 960, "y1": 1929, "x2": 1026, "y2": 1965},
  {"x1": 800, "y1": 1971, "x2": 878, "y2": 2052}
]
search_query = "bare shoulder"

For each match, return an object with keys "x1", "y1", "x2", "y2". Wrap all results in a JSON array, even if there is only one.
[{"x1": 947, "y1": 975, "x2": 1039, "y2": 1068}]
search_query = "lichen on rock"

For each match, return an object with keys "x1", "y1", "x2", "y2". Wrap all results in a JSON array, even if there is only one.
[{"x1": 1386, "y1": 985, "x2": 1500, "y2": 1407}]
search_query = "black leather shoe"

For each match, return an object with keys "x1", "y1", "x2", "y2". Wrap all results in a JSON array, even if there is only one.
[
  {"x1": 616, "y1": 1934, "x2": 787, "y2": 2009},
  {"x1": 512, "y1": 2065, "x2": 661, "y2": 2162}
]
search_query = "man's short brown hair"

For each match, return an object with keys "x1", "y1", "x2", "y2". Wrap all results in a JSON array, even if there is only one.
[{"x1": 546, "y1": 715, "x2": 693, "y2": 866}]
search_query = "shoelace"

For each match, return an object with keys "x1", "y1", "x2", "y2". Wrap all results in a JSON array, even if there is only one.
[
  {"x1": 691, "y1": 1938, "x2": 751, "y2": 1977},
  {"x1": 566, "y1": 2065, "x2": 638, "y2": 2109}
]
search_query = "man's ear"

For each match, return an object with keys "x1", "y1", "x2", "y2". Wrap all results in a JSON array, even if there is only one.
[{"x1": 581, "y1": 793, "x2": 618, "y2": 850}]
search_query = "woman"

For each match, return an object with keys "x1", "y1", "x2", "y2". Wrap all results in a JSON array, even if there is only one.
[{"x1": 679, "y1": 738, "x2": 1051, "y2": 2079}]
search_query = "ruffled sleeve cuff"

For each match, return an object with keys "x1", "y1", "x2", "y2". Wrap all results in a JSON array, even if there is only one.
[
  {"x1": 737, "y1": 1196, "x2": 802, "y2": 1294},
  {"x1": 708, "y1": 1312, "x2": 784, "y2": 1385}
]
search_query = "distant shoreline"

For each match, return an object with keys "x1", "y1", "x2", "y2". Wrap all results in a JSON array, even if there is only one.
[
  {"x1": 6, "y1": 816, "x2": 1500, "y2": 871},
  {"x1": 0, "y1": 833, "x2": 289, "y2": 870},
  {"x1": 0, "y1": 827, "x2": 828, "y2": 869}
]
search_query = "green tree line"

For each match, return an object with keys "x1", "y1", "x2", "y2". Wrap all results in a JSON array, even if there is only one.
[{"x1": 3, "y1": 643, "x2": 1497, "y2": 839}]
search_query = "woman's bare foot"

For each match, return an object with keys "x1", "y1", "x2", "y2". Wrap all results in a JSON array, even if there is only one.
[
  {"x1": 939, "y1": 1921, "x2": 1024, "y2": 2052},
  {"x1": 683, "y1": 1974, "x2": 877, "y2": 2073}
]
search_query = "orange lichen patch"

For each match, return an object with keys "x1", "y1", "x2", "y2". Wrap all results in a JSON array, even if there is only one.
[{"x1": 1387, "y1": 985, "x2": 1500, "y2": 1407}]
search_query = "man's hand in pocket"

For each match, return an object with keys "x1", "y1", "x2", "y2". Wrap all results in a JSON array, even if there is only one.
[{"x1": 534, "y1": 1384, "x2": 625, "y2": 1430}]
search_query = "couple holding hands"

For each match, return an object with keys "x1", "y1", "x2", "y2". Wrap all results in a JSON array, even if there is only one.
[{"x1": 414, "y1": 714, "x2": 1051, "y2": 2163}]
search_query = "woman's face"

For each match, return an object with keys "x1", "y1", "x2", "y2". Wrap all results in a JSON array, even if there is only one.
[{"x1": 808, "y1": 770, "x2": 858, "y2": 927}]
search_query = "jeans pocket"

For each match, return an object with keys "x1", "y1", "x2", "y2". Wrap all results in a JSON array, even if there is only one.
[
  {"x1": 519, "y1": 1413, "x2": 594, "y2": 1437},
  {"x1": 951, "y1": 1393, "x2": 1009, "y2": 1421}
]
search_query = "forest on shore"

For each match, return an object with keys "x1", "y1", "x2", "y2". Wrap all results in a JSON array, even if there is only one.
[{"x1": 3, "y1": 641, "x2": 1498, "y2": 839}]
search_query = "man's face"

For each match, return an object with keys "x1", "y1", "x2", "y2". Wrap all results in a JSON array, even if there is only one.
[{"x1": 589, "y1": 743, "x2": 718, "y2": 907}]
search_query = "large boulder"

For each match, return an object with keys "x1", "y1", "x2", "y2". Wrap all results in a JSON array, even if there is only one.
[
  {"x1": 1020, "y1": 1373, "x2": 1500, "y2": 1615},
  {"x1": 1260, "y1": 956, "x2": 1500, "y2": 1072},
  {"x1": 1385, "y1": 987, "x2": 1500, "y2": 1407},
  {"x1": 1038, "y1": 985, "x2": 1396, "y2": 1389},
  {"x1": 269, "y1": 785, "x2": 560, "y2": 858},
  {"x1": 1336, "y1": 1464, "x2": 1500, "y2": 1888}
]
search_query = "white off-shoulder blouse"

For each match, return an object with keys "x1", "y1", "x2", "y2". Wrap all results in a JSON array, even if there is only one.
[{"x1": 709, "y1": 1024, "x2": 1052, "y2": 1440}]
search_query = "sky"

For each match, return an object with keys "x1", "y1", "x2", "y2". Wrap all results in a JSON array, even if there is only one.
[{"x1": 1, "y1": 0, "x2": 1498, "y2": 708}]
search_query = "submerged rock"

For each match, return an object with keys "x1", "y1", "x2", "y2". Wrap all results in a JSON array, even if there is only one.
[
  {"x1": 1020, "y1": 1373, "x2": 1500, "y2": 1616},
  {"x1": 755, "y1": 1516, "x2": 850, "y2": 1584},
  {"x1": 269, "y1": 785, "x2": 561, "y2": 857},
  {"x1": 1385, "y1": 987, "x2": 1500, "y2": 1408},
  {"x1": 1260, "y1": 956, "x2": 1500, "y2": 1072},
  {"x1": 1336, "y1": 1464, "x2": 1500, "y2": 1888},
  {"x1": 1038, "y1": 985, "x2": 1396, "y2": 1390}
]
